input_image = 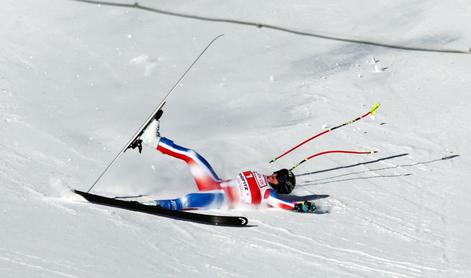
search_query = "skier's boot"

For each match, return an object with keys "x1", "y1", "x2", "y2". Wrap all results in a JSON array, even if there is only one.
[
  {"x1": 127, "y1": 109, "x2": 163, "y2": 153},
  {"x1": 141, "y1": 119, "x2": 161, "y2": 149}
]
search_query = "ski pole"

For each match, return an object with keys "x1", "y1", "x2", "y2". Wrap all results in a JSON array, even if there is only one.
[
  {"x1": 270, "y1": 103, "x2": 380, "y2": 164},
  {"x1": 290, "y1": 150, "x2": 378, "y2": 171}
]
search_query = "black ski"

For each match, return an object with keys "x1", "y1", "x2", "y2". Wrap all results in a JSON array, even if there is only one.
[
  {"x1": 87, "y1": 34, "x2": 224, "y2": 193},
  {"x1": 124, "y1": 35, "x2": 224, "y2": 155},
  {"x1": 74, "y1": 190, "x2": 248, "y2": 227}
]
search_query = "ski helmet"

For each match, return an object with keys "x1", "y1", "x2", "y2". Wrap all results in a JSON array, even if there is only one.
[{"x1": 270, "y1": 169, "x2": 296, "y2": 194}]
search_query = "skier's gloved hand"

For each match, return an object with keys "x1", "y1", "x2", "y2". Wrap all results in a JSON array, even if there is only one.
[{"x1": 294, "y1": 201, "x2": 317, "y2": 213}]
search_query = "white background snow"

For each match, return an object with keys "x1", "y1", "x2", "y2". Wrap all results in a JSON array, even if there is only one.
[{"x1": 1, "y1": 0, "x2": 471, "y2": 277}]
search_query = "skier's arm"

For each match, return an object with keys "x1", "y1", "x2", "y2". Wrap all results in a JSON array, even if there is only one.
[
  {"x1": 264, "y1": 189, "x2": 317, "y2": 212},
  {"x1": 264, "y1": 189, "x2": 295, "y2": 210}
]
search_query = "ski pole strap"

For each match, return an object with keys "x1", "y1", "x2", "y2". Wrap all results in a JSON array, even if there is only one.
[
  {"x1": 290, "y1": 150, "x2": 378, "y2": 171},
  {"x1": 270, "y1": 103, "x2": 380, "y2": 164}
]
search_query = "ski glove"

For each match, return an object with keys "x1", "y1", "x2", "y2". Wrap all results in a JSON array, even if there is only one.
[{"x1": 294, "y1": 201, "x2": 317, "y2": 213}]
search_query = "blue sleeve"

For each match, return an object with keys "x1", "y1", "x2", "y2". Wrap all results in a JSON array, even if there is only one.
[{"x1": 265, "y1": 189, "x2": 295, "y2": 210}]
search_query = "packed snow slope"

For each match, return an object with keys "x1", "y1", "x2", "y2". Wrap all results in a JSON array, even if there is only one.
[{"x1": 1, "y1": 0, "x2": 471, "y2": 277}]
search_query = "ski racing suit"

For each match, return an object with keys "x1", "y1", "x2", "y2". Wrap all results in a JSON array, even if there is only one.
[{"x1": 153, "y1": 137, "x2": 295, "y2": 211}]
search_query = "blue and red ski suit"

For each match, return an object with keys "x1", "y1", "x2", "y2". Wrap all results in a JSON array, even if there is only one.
[{"x1": 153, "y1": 137, "x2": 295, "y2": 211}]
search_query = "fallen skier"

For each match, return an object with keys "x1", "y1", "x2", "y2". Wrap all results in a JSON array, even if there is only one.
[{"x1": 133, "y1": 113, "x2": 316, "y2": 213}]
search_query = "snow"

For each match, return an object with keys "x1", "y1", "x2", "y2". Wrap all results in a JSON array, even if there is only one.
[{"x1": 1, "y1": 0, "x2": 471, "y2": 277}]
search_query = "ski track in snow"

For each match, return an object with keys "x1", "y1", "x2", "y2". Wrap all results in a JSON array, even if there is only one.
[
  {"x1": 254, "y1": 224, "x2": 416, "y2": 277},
  {"x1": 0, "y1": 248, "x2": 78, "y2": 278}
]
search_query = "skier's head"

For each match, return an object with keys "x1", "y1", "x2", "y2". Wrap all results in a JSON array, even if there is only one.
[{"x1": 267, "y1": 169, "x2": 296, "y2": 194}]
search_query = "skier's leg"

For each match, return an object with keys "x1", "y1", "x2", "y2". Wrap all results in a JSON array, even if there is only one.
[
  {"x1": 157, "y1": 137, "x2": 222, "y2": 191},
  {"x1": 141, "y1": 120, "x2": 221, "y2": 191},
  {"x1": 156, "y1": 191, "x2": 226, "y2": 211}
]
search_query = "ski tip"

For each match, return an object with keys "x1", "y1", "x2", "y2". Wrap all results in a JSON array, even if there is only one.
[
  {"x1": 213, "y1": 216, "x2": 248, "y2": 227},
  {"x1": 238, "y1": 217, "x2": 248, "y2": 226},
  {"x1": 210, "y1": 34, "x2": 225, "y2": 42}
]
